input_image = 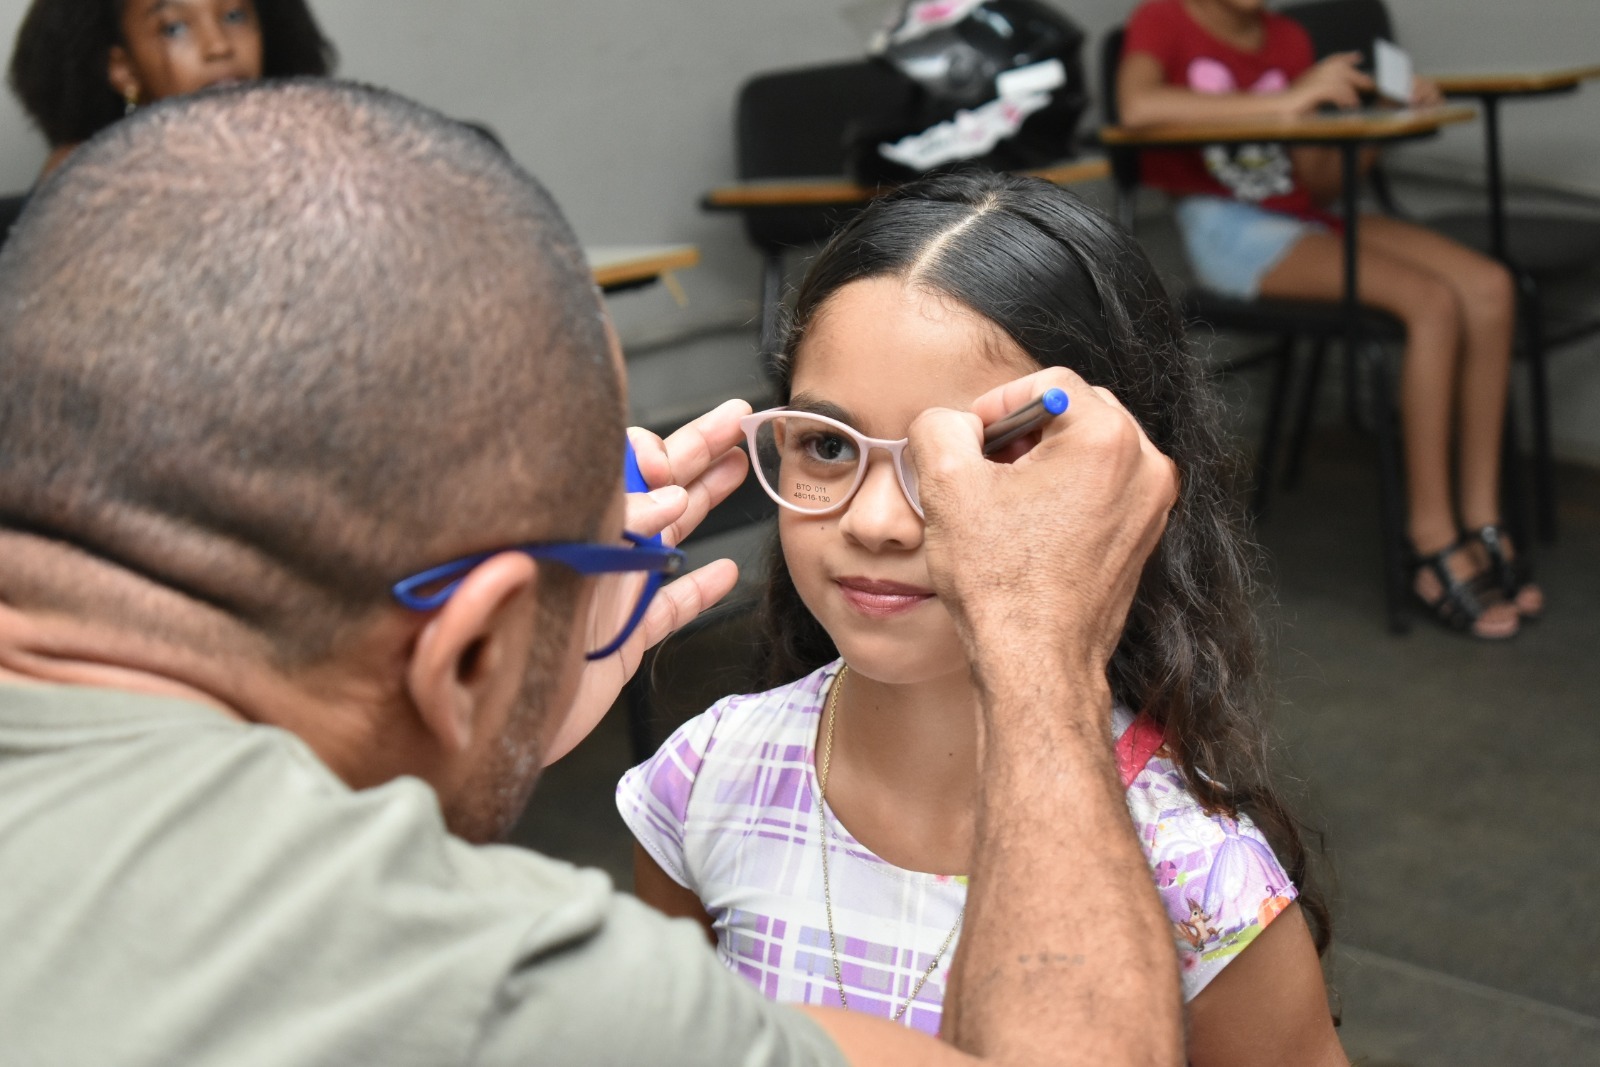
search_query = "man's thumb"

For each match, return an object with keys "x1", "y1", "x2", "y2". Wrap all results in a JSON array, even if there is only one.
[{"x1": 907, "y1": 407, "x2": 986, "y2": 488}]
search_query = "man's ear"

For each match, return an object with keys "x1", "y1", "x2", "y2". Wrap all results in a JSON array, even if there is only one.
[
  {"x1": 404, "y1": 553, "x2": 540, "y2": 756},
  {"x1": 106, "y1": 46, "x2": 142, "y2": 104}
]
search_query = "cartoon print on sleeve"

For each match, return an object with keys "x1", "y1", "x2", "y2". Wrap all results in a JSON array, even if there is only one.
[{"x1": 1189, "y1": 58, "x2": 1295, "y2": 202}]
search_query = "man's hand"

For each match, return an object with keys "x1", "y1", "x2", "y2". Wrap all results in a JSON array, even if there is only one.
[
  {"x1": 542, "y1": 400, "x2": 752, "y2": 764},
  {"x1": 1287, "y1": 51, "x2": 1374, "y2": 114},
  {"x1": 896, "y1": 369, "x2": 1185, "y2": 1067},
  {"x1": 908, "y1": 369, "x2": 1178, "y2": 685}
]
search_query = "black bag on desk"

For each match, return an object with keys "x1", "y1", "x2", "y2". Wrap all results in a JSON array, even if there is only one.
[{"x1": 848, "y1": 0, "x2": 1089, "y2": 185}]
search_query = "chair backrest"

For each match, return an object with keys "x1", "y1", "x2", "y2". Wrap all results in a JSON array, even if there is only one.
[
  {"x1": 0, "y1": 193, "x2": 28, "y2": 253},
  {"x1": 1099, "y1": 27, "x2": 1143, "y2": 228},
  {"x1": 734, "y1": 60, "x2": 912, "y2": 252},
  {"x1": 1278, "y1": 0, "x2": 1394, "y2": 64}
]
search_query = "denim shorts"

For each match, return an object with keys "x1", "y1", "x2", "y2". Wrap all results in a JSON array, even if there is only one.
[{"x1": 1173, "y1": 196, "x2": 1327, "y2": 300}]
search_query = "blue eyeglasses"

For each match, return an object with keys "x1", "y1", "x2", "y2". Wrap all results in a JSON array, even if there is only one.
[
  {"x1": 391, "y1": 440, "x2": 682, "y2": 661},
  {"x1": 391, "y1": 532, "x2": 684, "y2": 660}
]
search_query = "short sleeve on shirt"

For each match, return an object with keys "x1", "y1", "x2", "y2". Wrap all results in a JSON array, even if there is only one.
[
  {"x1": 473, "y1": 891, "x2": 849, "y2": 1067},
  {"x1": 1123, "y1": 0, "x2": 1182, "y2": 69},
  {"x1": 1127, "y1": 758, "x2": 1299, "y2": 999},
  {"x1": 616, "y1": 702, "x2": 726, "y2": 890}
]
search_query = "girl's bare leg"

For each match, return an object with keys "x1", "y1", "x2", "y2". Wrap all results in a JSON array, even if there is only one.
[
  {"x1": 1257, "y1": 227, "x2": 1520, "y2": 637},
  {"x1": 1359, "y1": 216, "x2": 1541, "y2": 616}
]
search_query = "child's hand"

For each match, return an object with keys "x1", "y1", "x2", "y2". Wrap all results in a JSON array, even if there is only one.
[
  {"x1": 1288, "y1": 52, "x2": 1374, "y2": 114},
  {"x1": 1410, "y1": 75, "x2": 1444, "y2": 108}
]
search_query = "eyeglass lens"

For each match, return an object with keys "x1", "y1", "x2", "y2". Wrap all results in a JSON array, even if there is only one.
[{"x1": 749, "y1": 414, "x2": 918, "y2": 514}]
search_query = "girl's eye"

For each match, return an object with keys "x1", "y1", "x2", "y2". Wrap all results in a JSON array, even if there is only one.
[
  {"x1": 222, "y1": 5, "x2": 252, "y2": 24},
  {"x1": 798, "y1": 431, "x2": 858, "y2": 465},
  {"x1": 158, "y1": 20, "x2": 188, "y2": 39}
]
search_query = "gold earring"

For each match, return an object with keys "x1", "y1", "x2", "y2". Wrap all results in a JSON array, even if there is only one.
[{"x1": 123, "y1": 88, "x2": 139, "y2": 116}]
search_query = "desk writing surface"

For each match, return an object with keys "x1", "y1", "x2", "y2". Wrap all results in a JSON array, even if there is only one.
[
  {"x1": 702, "y1": 157, "x2": 1110, "y2": 209},
  {"x1": 1433, "y1": 65, "x2": 1600, "y2": 96},
  {"x1": 588, "y1": 244, "x2": 700, "y2": 290},
  {"x1": 1099, "y1": 105, "x2": 1475, "y2": 147}
]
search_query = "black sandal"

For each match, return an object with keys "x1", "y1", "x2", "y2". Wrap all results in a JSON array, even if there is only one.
[
  {"x1": 1464, "y1": 524, "x2": 1542, "y2": 621},
  {"x1": 1409, "y1": 541, "x2": 1519, "y2": 640}
]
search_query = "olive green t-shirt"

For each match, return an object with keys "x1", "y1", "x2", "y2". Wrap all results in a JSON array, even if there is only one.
[{"x1": 0, "y1": 682, "x2": 847, "y2": 1067}]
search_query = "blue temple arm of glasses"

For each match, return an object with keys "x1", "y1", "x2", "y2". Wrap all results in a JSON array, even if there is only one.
[
  {"x1": 584, "y1": 566, "x2": 667, "y2": 661},
  {"x1": 392, "y1": 533, "x2": 684, "y2": 612}
]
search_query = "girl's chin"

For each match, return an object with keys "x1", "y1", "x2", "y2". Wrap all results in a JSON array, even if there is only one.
[{"x1": 830, "y1": 636, "x2": 972, "y2": 688}]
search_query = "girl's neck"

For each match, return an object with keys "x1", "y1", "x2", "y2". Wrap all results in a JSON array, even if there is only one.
[
  {"x1": 1182, "y1": 0, "x2": 1266, "y2": 52},
  {"x1": 821, "y1": 662, "x2": 980, "y2": 874}
]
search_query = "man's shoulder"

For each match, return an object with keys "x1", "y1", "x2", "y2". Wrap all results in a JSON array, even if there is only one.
[{"x1": 0, "y1": 681, "x2": 634, "y2": 1064}]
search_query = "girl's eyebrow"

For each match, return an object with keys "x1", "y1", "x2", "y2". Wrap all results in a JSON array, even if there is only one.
[{"x1": 786, "y1": 393, "x2": 857, "y2": 427}]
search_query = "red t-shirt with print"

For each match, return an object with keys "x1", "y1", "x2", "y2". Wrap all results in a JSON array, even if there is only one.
[{"x1": 1122, "y1": 0, "x2": 1328, "y2": 221}]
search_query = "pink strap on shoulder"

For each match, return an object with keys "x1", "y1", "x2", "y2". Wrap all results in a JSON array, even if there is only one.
[{"x1": 1114, "y1": 713, "x2": 1165, "y2": 788}]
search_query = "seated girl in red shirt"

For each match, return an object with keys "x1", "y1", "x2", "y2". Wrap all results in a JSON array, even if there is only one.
[{"x1": 1119, "y1": 0, "x2": 1543, "y2": 639}]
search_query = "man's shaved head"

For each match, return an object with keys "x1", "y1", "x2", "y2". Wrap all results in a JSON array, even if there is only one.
[{"x1": 0, "y1": 81, "x2": 622, "y2": 666}]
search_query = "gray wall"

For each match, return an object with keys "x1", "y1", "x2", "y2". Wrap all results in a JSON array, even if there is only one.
[{"x1": 2, "y1": 0, "x2": 1597, "y2": 458}]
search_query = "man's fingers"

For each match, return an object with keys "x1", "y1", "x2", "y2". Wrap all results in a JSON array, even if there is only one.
[
  {"x1": 628, "y1": 558, "x2": 741, "y2": 650},
  {"x1": 967, "y1": 367, "x2": 1095, "y2": 426},
  {"x1": 633, "y1": 399, "x2": 752, "y2": 491},
  {"x1": 624, "y1": 484, "x2": 690, "y2": 541},
  {"x1": 627, "y1": 426, "x2": 671, "y2": 490},
  {"x1": 906, "y1": 407, "x2": 985, "y2": 480},
  {"x1": 659, "y1": 448, "x2": 750, "y2": 548}
]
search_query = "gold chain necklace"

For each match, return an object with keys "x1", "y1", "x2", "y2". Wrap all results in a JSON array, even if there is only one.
[{"x1": 816, "y1": 664, "x2": 965, "y2": 1023}]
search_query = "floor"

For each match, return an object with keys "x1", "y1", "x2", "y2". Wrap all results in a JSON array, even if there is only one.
[{"x1": 512, "y1": 180, "x2": 1600, "y2": 1065}]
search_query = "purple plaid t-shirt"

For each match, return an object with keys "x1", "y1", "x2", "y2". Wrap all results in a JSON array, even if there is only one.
[{"x1": 617, "y1": 660, "x2": 1296, "y2": 1035}]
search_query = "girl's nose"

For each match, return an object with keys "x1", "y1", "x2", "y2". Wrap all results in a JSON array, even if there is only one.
[
  {"x1": 838, "y1": 453, "x2": 923, "y2": 552},
  {"x1": 198, "y1": 19, "x2": 236, "y2": 60}
]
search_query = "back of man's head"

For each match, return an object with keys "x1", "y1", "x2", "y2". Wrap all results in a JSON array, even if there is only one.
[{"x1": 0, "y1": 80, "x2": 621, "y2": 666}]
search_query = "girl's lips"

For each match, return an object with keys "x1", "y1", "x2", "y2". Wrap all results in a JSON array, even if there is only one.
[{"x1": 835, "y1": 577, "x2": 935, "y2": 618}]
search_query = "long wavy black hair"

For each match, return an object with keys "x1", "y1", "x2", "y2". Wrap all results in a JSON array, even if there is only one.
[
  {"x1": 759, "y1": 169, "x2": 1330, "y2": 954},
  {"x1": 9, "y1": 0, "x2": 336, "y2": 147}
]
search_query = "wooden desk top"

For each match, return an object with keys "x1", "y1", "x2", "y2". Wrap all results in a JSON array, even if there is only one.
[
  {"x1": 588, "y1": 244, "x2": 700, "y2": 290},
  {"x1": 1099, "y1": 105, "x2": 1475, "y2": 147},
  {"x1": 703, "y1": 157, "x2": 1110, "y2": 209},
  {"x1": 1433, "y1": 64, "x2": 1600, "y2": 96}
]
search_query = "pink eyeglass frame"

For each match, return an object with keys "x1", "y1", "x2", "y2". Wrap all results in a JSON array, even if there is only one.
[{"x1": 739, "y1": 408, "x2": 924, "y2": 518}]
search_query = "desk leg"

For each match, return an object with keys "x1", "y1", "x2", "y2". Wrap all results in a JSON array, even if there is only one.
[
  {"x1": 1480, "y1": 93, "x2": 1556, "y2": 541},
  {"x1": 1482, "y1": 96, "x2": 1506, "y2": 262},
  {"x1": 1345, "y1": 144, "x2": 1409, "y2": 633}
]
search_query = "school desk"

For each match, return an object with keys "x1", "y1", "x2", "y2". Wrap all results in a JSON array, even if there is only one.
[
  {"x1": 700, "y1": 157, "x2": 1111, "y2": 210},
  {"x1": 589, "y1": 244, "x2": 700, "y2": 295},
  {"x1": 1431, "y1": 65, "x2": 1600, "y2": 262},
  {"x1": 1427, "y1": 65, "x2": 1600, "y2": 540}
]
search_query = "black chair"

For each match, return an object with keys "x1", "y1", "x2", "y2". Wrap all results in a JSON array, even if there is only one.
[
  {"x1": 0, "y1": 193, "x2": 29, "y2": 252},
  {"x1": 1283, "y1": 0, "x2": 1595, "y2": 542},
  {"x1": 1102, "y1": 27, "x2": 1415, "y2": 632},
  {"x1": 730, "y1": 61, "x2": 914, "y2": 367}
]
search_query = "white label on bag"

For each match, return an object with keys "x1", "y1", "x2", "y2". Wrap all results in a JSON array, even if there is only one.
[
  {"x1": 883, "y1": 0, "x2": 990, "y2": 46},
  {"x1": 878, "y1": 91, "x2": 1052, "y2": 171},
  {"x1": 996, "y1": 58, "x2": 1067, "y2": 100}
]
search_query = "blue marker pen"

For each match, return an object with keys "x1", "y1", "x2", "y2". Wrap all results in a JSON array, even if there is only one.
[{"x1": 981, "y1": 388, "x2": 1070, "y2": 455}]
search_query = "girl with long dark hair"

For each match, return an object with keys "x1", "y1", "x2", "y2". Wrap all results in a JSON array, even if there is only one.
[{"x1": 619, "y1": 171, "x2": 1344, "y2": 1065}]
